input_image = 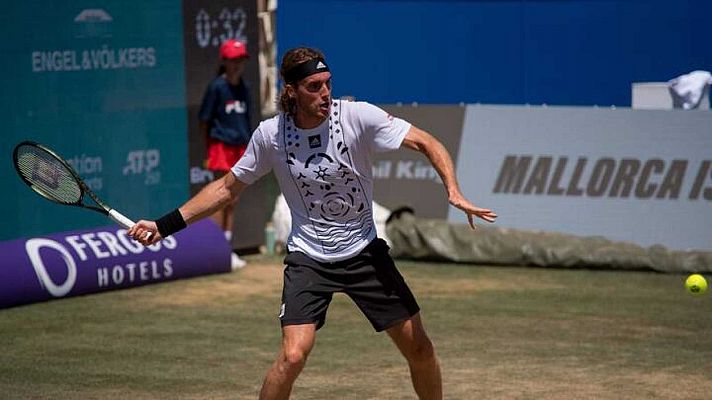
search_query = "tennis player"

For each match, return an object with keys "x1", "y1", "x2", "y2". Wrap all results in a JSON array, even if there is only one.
[{"x1": 128, "y1": 47, "x2": 497, "y2": 400}]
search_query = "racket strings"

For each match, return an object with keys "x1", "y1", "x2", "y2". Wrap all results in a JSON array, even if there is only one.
[{"x1": 15, "y1": 145, "x2": 82, "y2": 204}]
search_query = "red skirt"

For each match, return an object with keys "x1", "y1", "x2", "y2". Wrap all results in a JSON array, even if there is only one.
[{"x1": 206, "y1": 138, "x2": 248, "y2": 172}]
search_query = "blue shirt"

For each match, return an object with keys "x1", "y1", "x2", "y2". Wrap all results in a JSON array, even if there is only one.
[{"x1": 198, "y1": 75, "x2": 252, "y2": 146}]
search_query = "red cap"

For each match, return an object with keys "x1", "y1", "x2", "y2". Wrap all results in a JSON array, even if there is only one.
[{"x1": 220, "y1": 39, "x2": 249, "y2": 59}]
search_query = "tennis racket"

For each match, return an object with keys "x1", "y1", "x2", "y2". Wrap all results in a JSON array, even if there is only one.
[{"x1": 12, "y1": 140, "x2": 144, "y2": 233}]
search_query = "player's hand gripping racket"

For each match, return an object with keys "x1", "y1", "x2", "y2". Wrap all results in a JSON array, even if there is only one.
[{"x1": 12, "y1": 141, "x2": 148, "y2": 237}]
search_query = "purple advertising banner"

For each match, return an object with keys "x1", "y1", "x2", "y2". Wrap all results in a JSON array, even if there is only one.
[{"x1": 0, "y1": 219, "x2": 231, "y2": 309}]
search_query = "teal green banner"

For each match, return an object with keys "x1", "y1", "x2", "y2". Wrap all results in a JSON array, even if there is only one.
[{"x1": 1, "y1": 1, "x2": 187, "y2": 240}]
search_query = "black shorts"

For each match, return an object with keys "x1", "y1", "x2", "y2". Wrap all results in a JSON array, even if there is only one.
[{"x1": 279, "y1": 238, "x2": 420, "y2": 332}]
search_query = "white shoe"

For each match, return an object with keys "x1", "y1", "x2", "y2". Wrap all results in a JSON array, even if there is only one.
[{"x1": 231, "y1": 253, "x2": 247, "y2": 270}]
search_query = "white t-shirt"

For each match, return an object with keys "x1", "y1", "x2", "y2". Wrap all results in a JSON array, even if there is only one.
[{"x1": 232, "y1": 100, "x2": 411, "y2": 262}]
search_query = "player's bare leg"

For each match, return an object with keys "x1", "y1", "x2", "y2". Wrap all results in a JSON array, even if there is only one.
[
  {"x1": 209, "y1": 207, "x2": 226, "y2": 232},
  {"x1": 222, "y1": 202, "x2": 235, "y2": 235},
  {"x1": 207, "y1": 171, "x2": 234, "y2": 239},
  {"x1": 259, "y1": 324, "x2": 317, "y2": 400},
  {"x1": 210, "y1": 195, "x2": 245, "y2": 268},
  {"x1": 386, "y1": 313, "x2": 442, "y2": 400}
]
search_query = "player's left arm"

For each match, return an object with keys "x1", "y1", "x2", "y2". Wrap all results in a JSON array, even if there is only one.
[{"x1": 400, "y1": 125, "x2": 497, "y2": 228}]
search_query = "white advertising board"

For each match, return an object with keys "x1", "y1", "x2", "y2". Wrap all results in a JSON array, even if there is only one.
[{"x1": 451, "y1": 105, "x2": 712, "y2": 251}]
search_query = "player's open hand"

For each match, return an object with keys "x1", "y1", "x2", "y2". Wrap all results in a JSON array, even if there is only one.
[
  {"x1": 448, "y1": 193, "x2": 497, "y2": 229},
  {"x1": 127, "y1": 220, "x2": 163, "y2": 246}
]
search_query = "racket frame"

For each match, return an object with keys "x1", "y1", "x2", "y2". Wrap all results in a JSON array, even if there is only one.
[{"x1": 13, "y1": 140, "x2": 137, "y2": 229}]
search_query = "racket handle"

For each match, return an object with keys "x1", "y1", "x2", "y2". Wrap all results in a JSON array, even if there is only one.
[
  {"x1": 108, "y1": 209, "x2": 135, "y2": 228},
  {"x1": 108, "y1": 209, "x2": 153, "y2": 239}
]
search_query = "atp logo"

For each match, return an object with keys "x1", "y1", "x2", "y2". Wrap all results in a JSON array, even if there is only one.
[{"x1": 123, "y1": 149, "x2": 161, "y2": 185}]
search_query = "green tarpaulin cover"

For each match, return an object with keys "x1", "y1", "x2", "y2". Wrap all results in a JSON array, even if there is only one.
[{"x1": 387, "y1": 213, "x2": 712, "y2": 273}]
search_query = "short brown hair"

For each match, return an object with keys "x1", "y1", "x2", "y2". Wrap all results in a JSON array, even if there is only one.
[{"x1": 278, "y1": 47, "x2": 326, "y2": 115}]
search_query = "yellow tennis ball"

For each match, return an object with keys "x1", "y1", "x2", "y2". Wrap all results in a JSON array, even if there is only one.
[{"x1": 685, "y1": 274, "x2": 707, "y2": 295}]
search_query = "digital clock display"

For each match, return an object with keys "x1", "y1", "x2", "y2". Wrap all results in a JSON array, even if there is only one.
[{"x1": 195, "y1": 8, "x2": 247, "y2": 48}]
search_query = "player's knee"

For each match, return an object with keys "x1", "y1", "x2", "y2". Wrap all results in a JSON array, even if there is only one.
[
  {"x1": 281, "y1": 347, "x2": 309, "y2": 370},
  {"x1": 406, "y1": 336, "x2": 436, "y2": 364}
]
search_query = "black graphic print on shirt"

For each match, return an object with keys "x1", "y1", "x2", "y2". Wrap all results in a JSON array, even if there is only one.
[{"x1": 282, "y1": 101, "x2": 373, "y2": 254}]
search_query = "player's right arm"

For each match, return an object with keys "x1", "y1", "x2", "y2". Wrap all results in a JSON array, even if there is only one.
[
  {"x1": 129, "y1": 120, "x2": 272, "y2": 245},
  {"x1": 180, "y1": 171, "x2": 247, "y2": 224},
  {"x1": 128, "y1": 173, "x2": 247, "y2": 245}
]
